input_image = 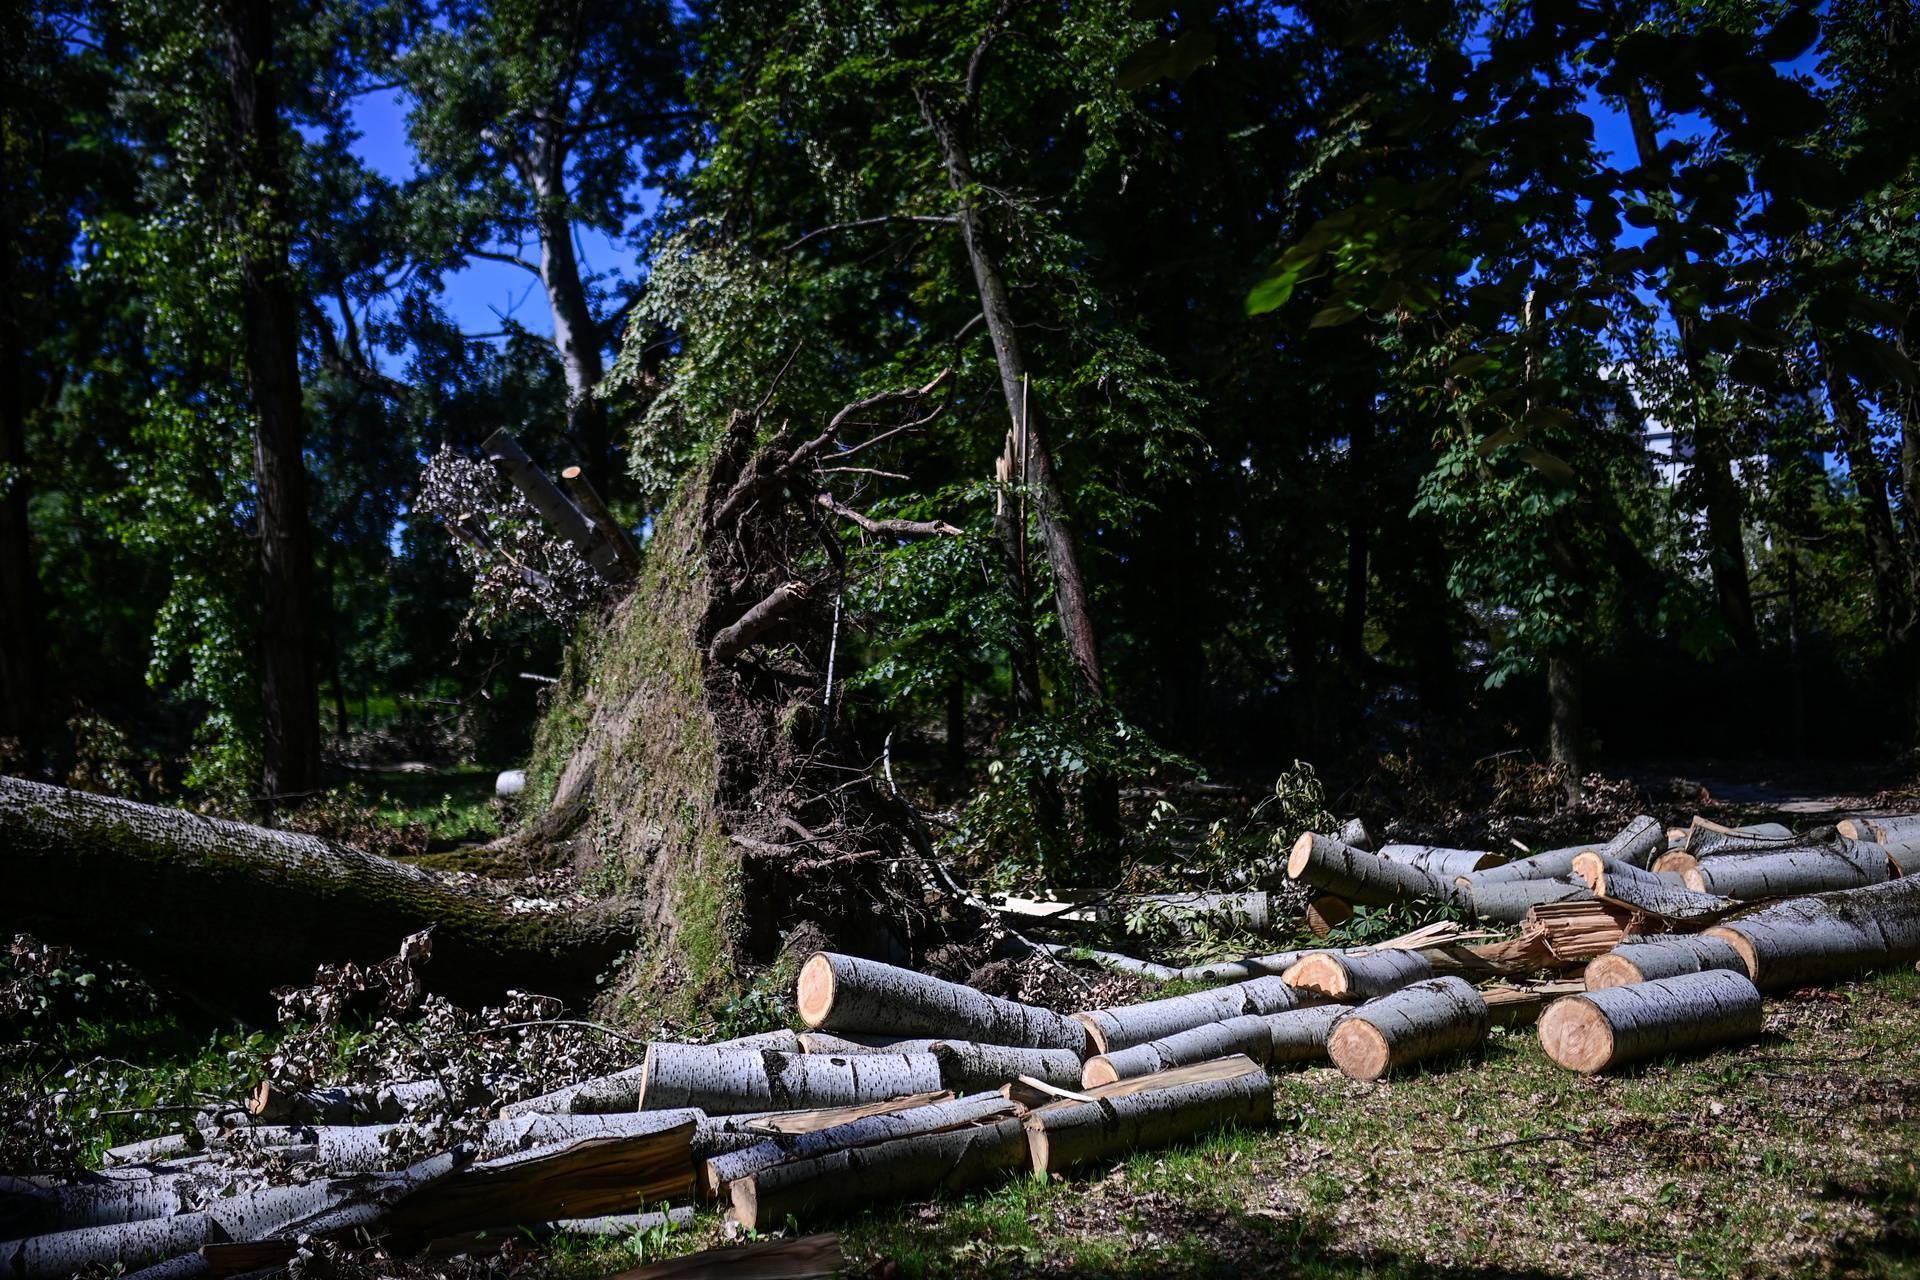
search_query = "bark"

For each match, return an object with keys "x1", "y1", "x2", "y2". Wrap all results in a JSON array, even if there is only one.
[
  {"x1": 1287, "y1": 834, "x2": 1452, "y2": 906},
  {"x1": 1325, "y1": 977, "x2": 1491, "y2": 1082},
  {"x1": 1336, "y1": 818, "x2": 1373, "y2": 850},
  {"x1": 1538, "y1": 969, "x2": 1762, "y2": 1073},
  {"x1": 1600, "y1": 816, "x2": 1667, "y2": 869},
  {"x1": 499, "y1": 1032, "x2": 800, "y2": 1118},
  {"x1": 1457, "y1": 878, "x2": 1595, "y2": 924},
  {"x1": 796, "y1": 952, "x2": 1088, "y2": 1054},
  {"x1": 1072, "y1": 976, "x2": 1303, "y2": 1055},
  {"x1": 483, "y1": 429, "x2": 624, "y2": 579},
  {"x1": 1376, "y1": 844, "x2": 1505, "y2": 881},
  {"x1": 1263, "y1": 1005, "x2": 1350, "y2": 1066},
  {"x1": 1280, "y1": 949, "x2": 1434, "y2": 1001},
  {"x1": 1176, "y1": 951, "x2": 1312, "y2": 984},
  {"x1": 221, "y1": 0, "x2": 319, "y2": 798},
  {"x1": 561, "y1": 465, "x2": 643, "y2": 574},
  {"x1": 702, "y1": 1091, "x2": 1016, "y2": 1200},
  {"x1": 1024, "y1": 1057, "x2": 1273, "y2": 1175},
  {"x1": 525, "y1": 158, "x2": 612, "y2": 485},
  {"x1": 1571, "y1": 854, "x2": 1738, "y2": 926},
  {"x1": 1687, "y1": 820, "x2": 1802, "y2": 858},
  {"x1": 728, "y1": 1091, "x2": 954, "y2": 1137},
  {"x1": 1624, "y1": 88, "x2": 1757, "y2": 653},
  {"x1": 2, "y1": 1212, "x2": 227, "y2": 1280},
  {"x1": 0, "y1": 775, "x2": 638, "y2": 1006},
  {"x1": 607, "y1": 1234, "x2": 846, "y2": 1279},
  {"x1": 1584, "y1": 937, "x2": 1747, "y2": 990},
  {"x1": 931, "y1": 1042, "x2": 1082, "y2": 1094},
  {"x1": 1547, "y1": 644, "x2": 1585, "y2": 802},
  {"x1": 0, "y1": 228, "x2": 36, "y2": 760},
  {"x1": 1683, "y1": 844, "x2": 1890, "y2": 899},
  {"x1": 1704, "y1": 876, "x2": 1920, "y2": 990},
  {"x1": 1080, "y1": 1014, "x2": 1273, "y2": 1087},
  {"x1": 727, "y1": 1114, "x2": 1029, "y2": 1232},
  {"x1": 0, "y1": 1172, "x2": 191, "y2": 1238},
  {"x1": 247, "y1": 1078, "x2": 444, "y2": 1125},
  {"x1": 637, "y1": 1046, "x2": 941, "y2": 1115},
  {"x1": 795, "y1": 1032, "x2": 936, "y2": 1055}
]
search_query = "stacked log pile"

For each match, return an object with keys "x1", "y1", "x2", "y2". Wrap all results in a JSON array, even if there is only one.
[{"x1": 8, "y1": 808, "x2": 1920, "y2": 1277}]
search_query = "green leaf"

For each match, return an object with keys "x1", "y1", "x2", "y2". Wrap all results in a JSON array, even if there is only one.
[{"x1": 1309, "y1": 302, "x2": 1365, "y2": 328}]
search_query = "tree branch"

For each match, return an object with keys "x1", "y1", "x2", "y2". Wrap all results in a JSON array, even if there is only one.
[
  {"x1": 463, "y1": 245, "x2": 544, "y2": 276},
  {"x1": 782, "y1": 215, "x2": 959, "y2": 254},
  {"x1": 816, "y1": 494, "x2": 961, "y2": 539},
  {"x1": 710, "y1": 581, "x2": 810, "y2": 663},
  {"x1": 305, "y1": 299, "x2": 413, "y2": 403}
]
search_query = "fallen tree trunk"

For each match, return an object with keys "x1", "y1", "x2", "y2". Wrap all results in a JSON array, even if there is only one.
[
  {"x1": 1571, "y1": 854, "x2": 1738, "y2": 926},
  {"x1": 1024, "y1": 1055, "x2": 1273, "y2": 1175},
  {"x1": 498, "y1": 1031, "x2": 800, "y2": 1118},
  {"x1": 0, "y1": 776, "x2": 637, "y2": 1006},
  {"x1": 794, "y1": 1031, "x2": 937, "y2": 1055},
  {"x1": 1280, "y1": 948, "x2": 1432, "y2": 1000},
  {"x1": 1287, "y1": 834, "x2": 1450, "y2": 905},
  {"x1": 1703, "y1": 876, "x2": 1920, "y2": 989},
  {"x1": 1584, "y1": 937, "x2": 1747, "y2": 989},
  {"x1": 1079, "y1": 1014, "x2": 1272, "y2": 1087},
  {"x1": 639, "y1": 1046, "x2": 942, "y2": 1114},
  {"x1": 1325, "y1": 977, "x2": 1490, "y2": 1081},
  {"x1": 1598, "y1": 815, "x2": 1666, "y2": 868},
  {"x1": 796, "y1": 953, "x2": 1087, "y2": 1054},
  {"x1": 1466, "y1": 845, "x2": 1593, "y2": 886},
  {"x1": 1072, "y1": 976, "x2": 1303, "y2": 1055},
  {"x1": 727, "y1": 1114, "x2": 1029, "y2": 1232},
  {"x1": 1263, "y1": 1004, "x2": 1349, "y2": 1065},
  {"x1": 1685, "y1": 818, "x2": 1795, "y2": 857},
  {"x1": 1683, "y1": 844, "x2": 1891, "y2": 898},
  {"x1": 930, "y1": 1042, "x2": 1081, "y2": 1093},
  {"x1": 731, "y1": 1091, "x2": 954, "y2": 1137},
  {"x1": 702, "y1": 1092, "x2": 1016, "y2": 1200},
  {"x1": 1537, "y1": 969, "x2": 1762, "y2": 1072},
  {"x1": 1456, "y1": 877, "x2": 1595, "y2": 923},
  {"x1": 1, "y1": 1212, "x2": 228, "y2": 1280},
  {"x1": 1376, "y1": 844, "x2": 1504, "y2": 880}
]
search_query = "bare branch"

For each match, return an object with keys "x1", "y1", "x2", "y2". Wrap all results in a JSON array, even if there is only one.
[
  {"x1": 305, "y1": 299, "x2": 413, "y2": 402},
  {"x1": 782, "y1": 215, "x2": 959, "y2": 254},
  {"x1": 710, "y1": 581, "x2": 810, "y2": 664},
  {"x1": 816, "y1": 494, "x2": 962, "y2": 540},
  {"x1": 463, "y1": 246, "x2": 544, "y2": 276},
  {"x1": 815, "y1": 466, "x2": 911, "y2": 480}
]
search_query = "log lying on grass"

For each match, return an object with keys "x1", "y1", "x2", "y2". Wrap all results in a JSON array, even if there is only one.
[
  {"x1": 1326, "y1": 977, "x2": 1490, "y2": 1081},
  {"x1": 703, "y1": 1092, "x2": 1018, "y2": 1199},
  {"x1": 1281, "y1": 948, "x2": 1433, "y2": 1000},
  {"x1": 1376, "y1": 844, "x2": 1505, "y2": 880},
  {"x1": 727, "y1": 1114, "x2": 1029, "y2": 1232},
  {"x1": 1288, "y1": 834, "x2": 1450, "y2": 905},
  {"x1": 1703, "y1": 875, "x2": 1920, "y2": 990},
  {"x1": 1080, "y1": 1014, "x2": 1272, "y2": 1087},
  {"x1": 0, "y1": 775, "x2": 638, "y2": 1006},
  {"x1": 797, "y1": 953, "x2": 1087, "y2": 1054},
  {"x1": 1585, "y1": 937, "x2": 1747, "y2": 989},
  {"x1": 931, "y1": 1042, "x2": 1082, "y2": 1093},
  {"x1": 1538, "y1": 969, "x2": 1762, "y2": 1072},
  {"x1": 1264, "y1": 1004, "x2": 1350, "y2": 1065},
  {"x1": 1072, "y1": 976, "x2": 1304, "y2": 1055},
  {"x1": 638, "y1": 1046, "x2": 942, "y2": 1114},
  {"x1": 1571, "y1": 853, "x2": 1738, "y2": 926},
  {"x1": 498, "y1": 1030, "x2": 802, "y2": 1118},
  {"x1": 1683, "y1": 843, "x2": 1891, "y2": 898},
  {"x1": 1025, "y1": 1055, "x2": 1274, "y2": 1175}
]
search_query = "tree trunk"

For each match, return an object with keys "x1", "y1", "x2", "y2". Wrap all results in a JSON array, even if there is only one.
[
  {"x1": 1547, "y1": 644, "x2": 1584, "y2": 803},
  {"x1": 1280, "y1": 949, "x2": 1433, "y2": 1001},
  {"x1": 1683, "y1": 844, "x2": 1889, "y2": 898},
  {"x1": 930, "y1": 1042, "x2": 1081, "y2": 1094},
  {"x1": 0, "y1": 775, "x2": 638, "y2": 1007},
  {"x1": 796, "y1": 952, "x2": 1088, "y2": 1053},
  {"x1": 1456, "y1": 877, "x2": 1595, "y2": 924},
  {"x1": 636, "y1": 1046, "x2": 942, "y2": 1115},
  {"x1": 1703, "y1": 875, "x2": 1920, "y2": 989},
  {"x1": 1537, "y1": 969, "x2": 1761, "y2": 1073},
  {"x1": 1325, "y1": 977, "x2": 1490, "y2": 1081},
  {"x1": 1286, "y1": 833, "x2": 1452, "y2": 906},
  {"x1": 1584, "y1": 937, "x2": 1746, "y2": 990},
  {"x1": 1571, "y1": 853, "x2": 1735, "y2": 926},
  {"x1": 1023, "y1": 1056, "x2": 1273, "y2": 1175},
  {"x1": 221, "y1": 0, "x2": 319, "y2": 801},
  {"x1": 527, "y1": 160, "x2": 612, "y2": 486},
  {"x1": 1071, "y1": 976, "x2": 1302, "y2": 1055},
  {"x1": 1263, "y1": 1004, "x2": 1349, "y2": 1066},
  {"x1": 1080, "y1": 1014, "x2": 1273, "y2": 1087},
  {"x1": 0, "y1": 222, "x2": 38, "y2": 764},
  {"x1": 1376, "y1": 844, "x2": 1505, "y2": 880}
]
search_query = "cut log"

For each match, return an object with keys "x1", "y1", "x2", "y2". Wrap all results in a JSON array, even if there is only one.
[
  {"x1": 1325, "y1": 977, "x2": 1490, "y2": 1081},
  {"x1": 560, "y1": 465, "x2": 644, "y2": 576},
  {"x1": 1306, "y1": 897, "x2": 1352, "y2": 937},
  {"x1": 606, "y1": 1233, "x2": 846, "y2": 1279},
  {"x1": 1572, "y1": 853, "x2": 1739, "y2": 926},
  {"x1": 702, "y1": 1091, "x2": 1016, "y2": 1199},
  {"x1": 794, "y1": 1031, "x2": 934, "y2": 1054},
  {"x1": 1537, "y1": 969, "x2": 1763, "y2": 1072},
  {"x1": 639, "y1": 1046, "x2": 941, "y2": 1114},
  {"x1": 1337, "y1": 817, "x2": 1372, "y2": 850},
  {"x1": 1072, "y1": 976, "x2": 1303, "y2": 1055},
  {"x1": 1024, "y1": 1055, "x2": 1273, "y2": 1175},
  {"x1": 1280, "y1": 948, "x2": 1432, "y2": 1000},
  {"x1": 735, "y1": 1091, "x2": 953, "y2": 1136},
  {"x1": 1035, "y1": 943, "x2": 1180, "y2": 982},
  {"x1": 1120, "y1": 891, "x2": 1272, "y2": 935},
  {"x1": 1466, "y1": 845, "x2": 1592, "y2": 886},
  {"x1": 1286, "y1": 834, "x2": 1451, "y2": 906},
  {"x1": 1704, "y1": 876, "x2": 1920, "y2": 989},
  {"x1": 0, "y1": 776, "x2": 637, "y2": 1006},
  {"x1": 1174, "y1": 951, "x2": 1310, "y2": 984},
  {"x1": 0, "y1": 1171, "x2": 193, "y2": 1238},
  {"x1": 727, "y1": 1115, "x2": 1028, "y2": 1231},
  {"x1": 101, "y1": 1134, "x2": 200, "y2": 1166},
  {"x1": 2, "y1": 1213, "x2": 228, "y2": 1280},
  {"x1": 1480, "y1": 981, "x2": 1584, "y2": 1028},
  {"x1": 247, "y1": 1078, "x2": 445, "y2": 1126},
  {"x1": 1584, "y1": 937, "x2": 1747, "y2": 989},
  {"x1": 483, "y1": 428, "x2": 623, "y2": 578},
  {"x1": 1377, "y1": 844, "x2": 1505, "y2": 880},
  {"x1": 498, "y1": 1032, "x2": 800, "y2": 1118},
  {"x1": 1263, "y1": 1004, "x2": 1350, "y2": 1065},
  {"x1": 796, "y1": 952, "x2": 1087, "y2": 1054},
  {"x1": 930, "y1": 1042, "x2": 1081, "y2": 1093},
  {"x1": 1599, "y1": 815, "x2": 1666, "y2": 869},
  {"x1": 1457, "y1": 877, "x2": 1594, "y2": 923},
  {"x1": 1685, "y1": 817, "x2": 1794, "y2": 856},
  {"x1": 1651, "y1": 850, "x2": 1699, "y2": 875},
  {"x1": 1684, "y1": 844, "x2": 1891, "y2": 898},
  {"x1": 1079, "y1": 1014, "x2": 1271, "y2": 1087}
]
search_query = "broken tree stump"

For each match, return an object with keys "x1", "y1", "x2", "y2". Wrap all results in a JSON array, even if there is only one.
[
  {"x1": 1325, "y1": 977, "x2": 1490, "y2": 1081},
  {"x1": 1537, "y1": 969, "x2": 1762, "y2": 1073}
]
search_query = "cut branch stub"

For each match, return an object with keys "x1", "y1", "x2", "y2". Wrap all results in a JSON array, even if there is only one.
[
  {"x1": 483, "y1": 428, "x2": 623, "y2": 580},
  {"x1": 709, "y1": 581, "x2": 808, "y2": 664}
]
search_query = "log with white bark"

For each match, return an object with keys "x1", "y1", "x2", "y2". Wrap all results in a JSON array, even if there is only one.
[
  {"x1": 1571, "y1": 853, "x2": 1738, "y2": 926},
  {"x1": 638, "y1": 1045, "x2": 942, "y2": 1114},
  {"x1": 930, "y1": 1042, "x2": 1082, "y2": 1093},
  {"x1": 1584, "y1": 936, "x2": 1748, "y2": 989},
  {"x1": 1035, "y1": 943, "x2": 1180, "y2": 982},
  {"x1": 1175, "y1": 951, "x2": 1312, "y2": 984},
  {"x1": 1280, "y1": 948, "x2": 1433, "y2": 1000},
  {"x1": 1685, "y1": 818, "x2": 1795, "y2": 857},
  {"x1": 1337, "y1": 817, "x2": 1373, "y2": 850},
  {"x1": 1080, "y1": 1014, "x2": 1271, "y2": 1087},
  {"x1": 1455, "y1": 877, "x2": 1594, "y2": 923},
  {"x1": 1, "y1": 1213, "x2": 228, "y2": 1280},
  {"x1": 1377, "y1": 844, "x2": 1505, "y2": 880},
  {"x1": 0, "y1": 1172, "x2": 194, "y2": 1238},
  {"x1": 732, "y1": 1090, "x2": 954, "y2": 1136},
  {"x1": 1287, "y1": 834, "x2": 1452, "y2": 906},
  {"x1": 100, "y1": 1134, "x2": 199, "y2": 1166},
  {"x1": 1263, "y1": 1004, "x2": 1350, "y2": 1065},
  {"x1": 1024, "y1": 1055, "x2": 1274, "y2": 1175},
  {"x1": 1683, "y1": 843, "x2": 1891, "y2": 898},
  {"x1": 1325, "y1": 977, "x2": 1490, "y2": 1081},
  {"x1": 727, "y1": 1114, "x2": 1030, "y2": 1231},
  {"x1": 497, "y1": 1031, "x2": 800, "y2": 1118},
  {"x1": 702, "y1": 1091, "x2": 1017, "y2": 1200},
  {"x1": 1466, "y1": 845, "x2": 1592, "y2": 886},
  {"x1": 1072, "y1": 976, "x2": 1303, "y2": 1055},
  {"x1": 483, "y1": 428, "x2": 624, "y2": 579},
  {"x1": 1599, "y1": 815, "x2": 1667, "y2": 869},
  {"x1": 0, "y1": 776, "x2": 638, "y2": 1006},
  {"x1": 1703, "y1": 875, "x2": 1920, "y2": 989},
  {"x1": 796, "y1": 952, "x2": 1088, "y2": 1054},
  {"x1": 794, "y1": 1031, "x2": 936, "y2": 1054},
  {"x1": 1538, "y1": 969, "x2": 1763, "y2": 1072},
  {"x1": 1123, "y1": 891, "x2": 1272, "y2": 934}
]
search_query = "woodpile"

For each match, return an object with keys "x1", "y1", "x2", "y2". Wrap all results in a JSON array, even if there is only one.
[{"x1": 10, "y1": 807, "x2": 1920, "y2": 1275}]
